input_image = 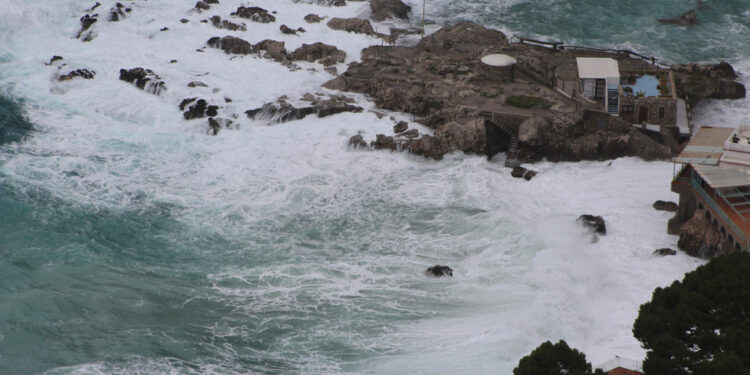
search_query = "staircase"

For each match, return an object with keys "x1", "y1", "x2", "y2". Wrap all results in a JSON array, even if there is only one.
[{"x1": 505, "y1": 134, "x2": 521, "y2": 168}]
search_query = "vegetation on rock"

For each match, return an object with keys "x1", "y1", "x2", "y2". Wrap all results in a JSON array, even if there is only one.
[{"x1": 514, "y1": 340, "x2": 605, "y2": 375}]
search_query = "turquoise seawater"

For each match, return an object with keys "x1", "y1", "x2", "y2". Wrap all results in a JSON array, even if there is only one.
[{"x1": 0, "y1": 0, "x2": 743, "y2": 374}]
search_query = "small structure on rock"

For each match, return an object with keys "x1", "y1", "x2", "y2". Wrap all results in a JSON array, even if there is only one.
[
  {"x1": 577, "y1": 57, "x2": 620, "y2": 114},
  {"x1": 669, "y1": 125, "x2": 750, "y2": 256},
  {"x1": 480, "y1": 54, "x2": 516, "y2": 82}
]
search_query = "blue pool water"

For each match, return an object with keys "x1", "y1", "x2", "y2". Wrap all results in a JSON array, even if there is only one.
[{"x1": 623, "y1": 75, "x2": 661, "y2": 98}]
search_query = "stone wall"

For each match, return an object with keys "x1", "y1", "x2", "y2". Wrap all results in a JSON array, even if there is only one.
[{"x1": 619, "y1": 96, "x2": 677, "y2": 126}]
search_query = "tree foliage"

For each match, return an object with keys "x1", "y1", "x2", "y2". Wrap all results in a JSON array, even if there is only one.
[
  {"x1": 633, "y1": 252, "x2": 750, "y2": 375},
  {"x1": 514, "y1": 340, "x2": 604, "y2": 375}
]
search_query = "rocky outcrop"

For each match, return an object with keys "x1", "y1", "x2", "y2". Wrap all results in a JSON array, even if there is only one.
[
  {"x1": 210, "y1": 15, "x2": 246, "y2": 31},
  {"x1": 325, "y1": 22, "x2": 678, "y2": 161},
  {"x1": 653, "y1": 200, "x2": 678, "y2": 212},
  {"x1": 119, "y1": 68, "x2": 166, "y2": 95},
  {"x1": 288, "y1": 43, "x2": 346, "y2": 66},
  {"x1": 425, "y1": 265, "x2": 453, "y2": 277},
  {"x1": 677, "y1": 209, "x2": 735, "y2": 258},
  {"x1": 58, "y1": 69, "x2": 95, "y2": 81},
  {"x1": 280, "y1": 24, "x2": 298, "y2": 35},
  {"x1": 327, "y1": 17, "x2": 374, "y2": 35},
  {"x1": 658, "y1": 9, "x2": 698, "y2": 26},
  {"x1": 195, "y1": 1, "x2": 211, "y2": 11},
  {"x1": 370, "y1": 0, "x2": 411, "y2": 21},
  {"x1": 577, "y1": 215, "x2": 606, "y2": 235},
  {"x1": 231, "y1": 6, "x2": 275, "y2": 23},
  {"x1": 673, "y1": 61, "x2": 746, "y2": 107},
  {"x1": 246, "y1": 95, "x2": 362, "y2": 124}
]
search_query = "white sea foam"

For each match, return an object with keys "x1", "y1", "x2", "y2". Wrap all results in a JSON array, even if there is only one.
[{"x1": 1, "y1": 0, "x2": 744, "y2": 374}]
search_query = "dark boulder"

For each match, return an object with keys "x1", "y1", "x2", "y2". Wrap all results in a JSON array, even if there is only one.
[
  {"x1": 280, "y1": 24, "x2": 297, "y2": 35},
  {"x1": 653, "y1": 200, "x2": 678, "y2": 212},
  {"x1": 46, "y1": 55, "x2": 63, "y2": 65},
  {"x1": 182, "y1": 98, "x2": 219, "y2": 120},
  {"x1": 370, "y1": 0, "x2": 411, "y2": 21},
  {"x1": 58, "y1": 69, "x2": 95, "y2": 81},
  {"x1": 393, "y1": 121, "x2": 408, "y2": 133},
  {"x1": 371, "y1": 134, "x2": 397, "y2": 151},
  {"x1": 510, "y1": 166, "x2": 538, "y2": 181},
  {"x1": 577, "y1": 215, "x2": 606, "y2": 235},
  {"x1": 119, "y1": 67, "x2": 166, "y2": 95},
  {"x1": 654, "y1": 248, "x2": 677, "y2": 256},
  {"x1": 195, "y1": 1, "x2": 211, "y2": 10},
  {"x1": 425, "y1": 265, "x2": 453, "y2": 277},
  {"x1": 231, "y1": 6, "x2": 275, "y2": 23}
]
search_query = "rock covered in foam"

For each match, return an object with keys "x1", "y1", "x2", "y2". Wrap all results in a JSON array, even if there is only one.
[
  {"x1": 577, "y1": 215, "x2": 606, "y2": 235},
  {"x1": 425, "y1": 265, "x2": 453, "y2": 277},
  {"x1": 288, "y1": 43, "x2": 346, "y2": 66},
  {"x1": 119, "y1": 67, "x2": 166, "y2": 95},
  {"x1": 370, "y1": 0, "x2": 411, "y2": 21}
]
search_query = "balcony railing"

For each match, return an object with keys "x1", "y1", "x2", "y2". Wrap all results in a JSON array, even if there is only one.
[{"x1": 690, "y1": 171, "x2": 749, "y2": 250}]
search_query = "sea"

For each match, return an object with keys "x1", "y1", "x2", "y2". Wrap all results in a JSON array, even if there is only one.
[{"x1": 0, "y1": 0, "x2": 747, "y2": 374}]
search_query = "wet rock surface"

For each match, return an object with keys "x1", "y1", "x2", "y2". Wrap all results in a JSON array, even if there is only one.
[
  {"x1": 58, "y1": 69, "x2": 96, "y2": 81},
  {"x1": 119, "y1": 67, "x2": 166, "y2": 95},
  {"x1": 510, "y1": 166, "x2": 537, "y2": 180},
  {"x1": 304, "y1": 14, "x2": 324, "y2": 23},
  {"x1": 425, "y1": 265, "x2": 453, "y2": 277},
  {"x1": 658, "y1": 9, "x2": 699, "y2": 26},
  {"x1": 180, "y1": 98, "x2": 219, "y2": 120},
  {"x1": 577, "y1": 215, "x2": 606, "y2": 235},
  {"x1": 207, "y1": 35, "x2": 255, "y2": 55}
]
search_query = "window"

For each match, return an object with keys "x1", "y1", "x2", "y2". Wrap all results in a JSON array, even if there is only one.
[
  {"x1": 659, "y1": 107, "x2": 665, "y2": 118},
  {"x1": 621, "y1": 105, "x2": 634, "y2": 113}
]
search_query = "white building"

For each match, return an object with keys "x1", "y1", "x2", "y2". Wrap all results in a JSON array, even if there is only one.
[{"x1": 576, "y1": 57, "x2": 620, "y2": 114}]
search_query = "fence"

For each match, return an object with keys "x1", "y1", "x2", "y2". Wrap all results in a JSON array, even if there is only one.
[{"x1": 511, "y1": 36, "x2": 671, "y2": 68}]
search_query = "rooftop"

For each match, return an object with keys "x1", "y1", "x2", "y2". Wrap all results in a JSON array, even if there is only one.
[
  {"x1": 674, "y1": 126, "x2": 733, "y2": 165},
  {"x1": 576, "y1": 57, "x2": 620, "y2": 80}
]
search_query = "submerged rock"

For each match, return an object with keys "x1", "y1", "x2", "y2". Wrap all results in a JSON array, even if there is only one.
[
  {"x1": 658, "y1": 9, "x2": 698, "y2": 26},
  {"x1": 207, "y1": 36, "x2": 255, "y2": 54},
  {"x1": 108, "y1": 2, "x2": 130, "y2": 22},
  {"x1": 119, "y1": 67, "x2": 166, "y2": 95},
  {"x1": 577, "y1": 215, "x2": 606, "y2": 235},
  {"x1": 182, "y1": 98, "x2": 218, "y2": 120},
  {"x1": 393, "y1": 121, "x2": 408, "y2": 133},
  {"x1": 349, "y1": 134, "x2": 368, "y2": 149},
  {"x1": 425, "y1": 265, "x2": 453, "y2": 277},
  {"x1": 76, "y1": 14, "x2": 98, "y2": 41}
]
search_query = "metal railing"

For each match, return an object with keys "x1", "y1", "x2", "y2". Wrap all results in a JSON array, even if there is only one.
[{"x1": 596, "y1": 357, "x2": 643, "y2": 373}]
